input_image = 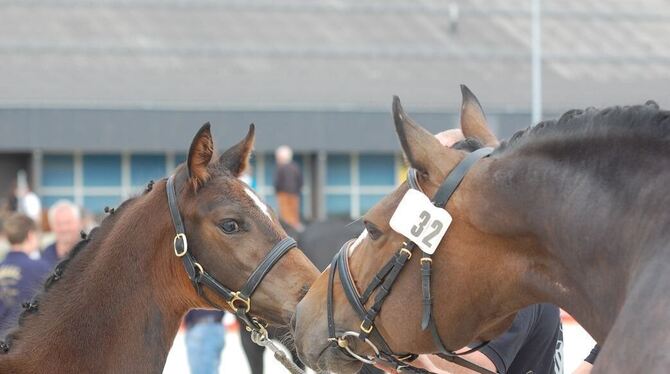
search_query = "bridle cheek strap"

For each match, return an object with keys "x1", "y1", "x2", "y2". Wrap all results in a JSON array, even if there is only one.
[
  {"x1": 166, "y1": 175, "x2": 297, "y2": 320},
  {"x1": 418, "y1": 147, "x2": 494, "y2": 353}
]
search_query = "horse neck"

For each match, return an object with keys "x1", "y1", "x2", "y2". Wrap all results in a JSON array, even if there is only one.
[
  {"x1": 465, "y1": 145, "x2": 670, "y2": 343},
  {"x1": 0, "y1": 185, "x2": 194, "y2": 373}
]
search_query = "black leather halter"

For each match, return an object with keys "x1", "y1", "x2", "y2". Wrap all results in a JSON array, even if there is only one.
[
  {"x1": 327, "y1": 147, "x2": 498, "y2": 374},
  {"x1": 166, "y1": 174, "x2": 297, "y2": 328}
]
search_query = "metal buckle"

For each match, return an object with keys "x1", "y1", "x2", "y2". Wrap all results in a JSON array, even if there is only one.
[
  {"x1": 227, "y1": 291, "x2": 251, "y2": 313},
  {"x1": 193, "y1": 262, "x2": 204, "y2": 276},
  {"x1": 399, "y1": 247, "x2": 412, "y2": 259},
  {"x1": 360, "y1": 320, "x2": 374, "y2": 334},
  {"x1": 173, "y1": 233, "x2": 188, "y2": 257},
  {"x1": 420, "y1": 257, "x2": 432, "y2": 264}
]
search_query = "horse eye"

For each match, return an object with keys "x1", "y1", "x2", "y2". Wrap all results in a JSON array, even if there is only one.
[
  {"x1": 364, "y1": 221, "x2": 382, "y2": 241},
  {"x1": 220, "y1": 219, "x2": 241, "y2": 234}
]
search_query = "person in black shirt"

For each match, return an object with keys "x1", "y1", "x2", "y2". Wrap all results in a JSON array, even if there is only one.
[
  {"x1": 273, "y1": 145, "x2": 303, "y2": 231},
  {"x1": 374, "y1": 304, "x2": 563, "y2": 374},
  {"x1": 572, "y1": 345, "x2": 599, "y2": 374}
]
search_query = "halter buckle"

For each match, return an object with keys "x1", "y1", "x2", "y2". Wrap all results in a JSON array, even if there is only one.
[
  {"x1": 399, "y1": 247, "x2": 412, "y2": 259},
  {"x1": 360, "y1": 320, "x2": 374, "y2": 334},
  {"x1": 173, "y1": 233, "x2": 188, "y2": 257},
  {"x1": 193, "y1": 262, "x2": 204, "y2": 276},
  {"x1": 228, "y1": 291, "x2": 251, "y2": 313}
]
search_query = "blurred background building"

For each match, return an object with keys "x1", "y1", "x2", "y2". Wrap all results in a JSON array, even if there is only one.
[{"x1": 0, "y1": 0, "x2": 668, "y2": 221}]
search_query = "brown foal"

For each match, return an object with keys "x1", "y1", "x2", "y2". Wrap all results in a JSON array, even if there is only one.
[{"x1": 0, "y1": 123, "x2": 319, "y2": 373}]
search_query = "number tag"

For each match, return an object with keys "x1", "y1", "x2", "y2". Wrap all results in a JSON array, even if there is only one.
[{"x1": 389, "y1": 189, "x2": 452, "y2": 255}]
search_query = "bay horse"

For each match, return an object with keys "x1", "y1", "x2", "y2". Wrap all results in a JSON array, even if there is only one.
[
  {"x1": 0, "y1": 123, "x2": 319, "y2": 373},
  {"x1": 293, "y1": 87, "x2": 670, "y2": 373}
]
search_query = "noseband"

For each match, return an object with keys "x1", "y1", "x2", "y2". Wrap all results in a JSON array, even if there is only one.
[
  {"x1": 166, "y1": 174, "x2": 297, "y2": 330},
  {"x1": 327, "y1": 148, "x2": 497, "y2": 374}
]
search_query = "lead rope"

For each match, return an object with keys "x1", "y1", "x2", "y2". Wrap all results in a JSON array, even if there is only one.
[{"x1": 250, "y1": 326, "x2": 305, "y2": 374}]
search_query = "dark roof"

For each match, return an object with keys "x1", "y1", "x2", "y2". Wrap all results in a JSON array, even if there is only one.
[{"x1": 1, "y1": 0, "x2": 669, "y2": 113}]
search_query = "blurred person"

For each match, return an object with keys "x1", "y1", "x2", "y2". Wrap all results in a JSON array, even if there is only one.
[
  {"x1": 273, "y1": 145, "x2": 303, "y2": 231},
  {"x1": 0, "y1": 213, "x2": 8, "y2": 256},
  {"x1": 3, "y1": 181, "x2": 18, "y2": 213},
  {"x1": 42, "y1": 200, "x2": 82, "y2": 267},
  {"x1": 572, "y1": 345, "x2": 599, "y2": 374},
  {"x1": 184, "y1": 309, "x2": 226, "y2": 374},
  {"x1": 0, "y1": 213, "x2": 51, "y2": 330},
  {"x1": 15, "y1": 170, "x2": 41, "y2": 225}
]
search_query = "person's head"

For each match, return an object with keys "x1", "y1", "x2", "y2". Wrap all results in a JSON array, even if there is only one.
[
  {"x1": 4, "y1": 213, "x2": 38, "y2": 253},
  {"x1": 434, "y1": 129, "x2": 465, "y2": 147},
  {"x1": 275, "y1": 145, "x2": 293, "y2": 165},
  {"x1": 48, "y1": 200, "x2": 82, "y2": 253}
]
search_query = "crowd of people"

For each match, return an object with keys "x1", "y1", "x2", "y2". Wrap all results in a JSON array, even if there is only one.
[{"x1": 0, "y1": 199, "x2": 84, "y2": 331}]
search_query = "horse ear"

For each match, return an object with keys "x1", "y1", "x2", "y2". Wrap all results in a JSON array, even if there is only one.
[
  {"x1": 187, "y1": 122, "x2": 214, "y2": 188},
  {"x1": 393, "y1": 96, "x2": 461, "y2": 179},
  {"x1": 460, "y1": 85, "x2": 499, "y2": 147},
  {"x1": 218, "y1": 123, "x2": 255, "y2": 177}
]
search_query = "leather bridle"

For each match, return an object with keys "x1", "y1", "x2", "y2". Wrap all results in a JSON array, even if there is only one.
[
  {"x1": 166, "y1": 174, "x2": 297, "y2": 331},
  {"x1": 326, "y1": 147, "x2": 498, "y2": 374}
]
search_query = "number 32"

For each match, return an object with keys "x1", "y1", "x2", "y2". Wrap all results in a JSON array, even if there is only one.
[{"x1": 410, "y1": 210, "x2": 444, "y2": 248}]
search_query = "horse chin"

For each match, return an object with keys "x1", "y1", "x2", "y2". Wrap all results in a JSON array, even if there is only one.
[{"x1": 313, "y1": 346, "x2": 363, "y2": 374}]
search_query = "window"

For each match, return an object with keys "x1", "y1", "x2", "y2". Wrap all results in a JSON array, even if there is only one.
[
  {"x1": 42, "y1": 154, "x2": 74, "y2": 187},
  {"x1": 327, "y1": 155, "x2": 350, "y2": 186},
  {"x1": 326, "y1": 195, "x2": 351, "y2": 218},
  {"x1": 359, "y1": 155, "x2": 395, "y2": 186},
  {"x1": 83, "y1": 154, "x2": 121, "y2": 187},
  {"x1": 84, "y1": 195, "x2": 122, "y2": 214},
  {"x1": 131, "y1": 154, "x2": 166, "y2": 187},
  {"x1": 324, "y1": 153, "x2": 399, "y2": 218}
]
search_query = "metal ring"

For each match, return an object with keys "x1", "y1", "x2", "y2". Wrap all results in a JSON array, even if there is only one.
[
  {"x1": 337, "y1": 331, "x2": 381, "y2": 365},
  {"x1": 193, "y1": 262, "x2": 204, "y2": 275},
  {"x1": 173, "y1": 233, "x2": 188, "y2": 257},
  {"x1": 227, "y1": 291, "x2": 251, "y2": 313}
]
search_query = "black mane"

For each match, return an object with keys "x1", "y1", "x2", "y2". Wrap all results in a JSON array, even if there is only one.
[{"x1": 495, "y1": 100, "x2": 670, "y2": 155}]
